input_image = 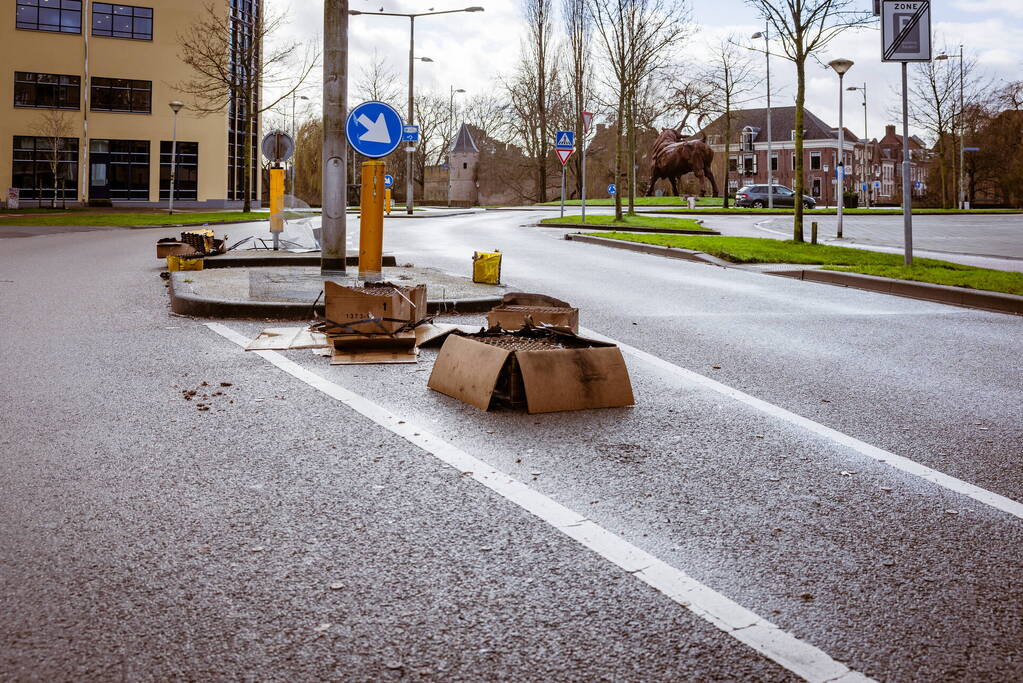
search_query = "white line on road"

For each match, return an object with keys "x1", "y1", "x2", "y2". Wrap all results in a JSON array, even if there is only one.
[
  {"x1": 580, "y1": 327, "x2": 1023, "y2": 522},
  {"x1": 205, "y1": 322, "x2": 874, "y2": 683}
]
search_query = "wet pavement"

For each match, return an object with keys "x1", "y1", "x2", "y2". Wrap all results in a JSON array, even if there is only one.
[{"x1": 1, "y1": 212, "x2": 1021, "y2": 681}]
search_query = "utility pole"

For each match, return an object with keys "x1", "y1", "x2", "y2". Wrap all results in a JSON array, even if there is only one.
[
  {"x1": 958, "y1": 43, "x2": 965, "y2": 209},
  {"x1": 829, "y1": 58, "x2": 853, "y2": 239},
  {"x1": 321, "y1": 0, "x2": 348, "y2": 274},
  {"x1": 752, "y1": 24, "x2": 773, "y2": 207}
]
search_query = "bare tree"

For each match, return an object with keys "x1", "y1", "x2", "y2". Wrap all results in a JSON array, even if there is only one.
[
  {"x1": 702, "y1": 37, "x2": 759, "y2": 208},
  {"x1": 902, "y1": 45, "x2": 986, "y2": 208},
  {"x1": 30, "y1": 109, "x2": 75, "y2": 209},
  {"x1": 512, "y1": 0, "x2": 557, "y2": 203},
  {"x1": 563, "y1": 0, "x2": 592, "y2": 199},
  {"x1": 589, "y1": 0, "x2": 692, "y2": 219},
  {"x1": 668, "y1": 77, "x2": 716, "y2": 134},
  {"x1": 177, "y1": 2, "x2": 318, "y2": 211},
  {"x1": 354, "y1": 49, "x2": 403, "y2": 105},
  {"x1": 743, "y1": 0, "x2": 871, "y2": 240},
  {"x1": 462, "y1": 93, "x2": 509, "y2": 141}
]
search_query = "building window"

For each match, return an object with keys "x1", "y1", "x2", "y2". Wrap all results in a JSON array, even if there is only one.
[
  {"x1": 810, "y1": 152, "x2": 822, "y2": 171},
  {"x1": 160, "y1": 141, "x2": 198, "y2": 200},
  {"x1": 791, "y1": 153, "x2": 796, "y2": 170},
  {"x1": 91, "y1": 78, "x2": 151, "y2": 113},
  {"x1": 89, "y1": 139, "x2": 149, "y2": 201},
  {"x1": 728, "y1": 155, "x2": 738, "y2": 173},
  {"x1": 14, "y1": 72, "x2": 81, "y2": 109},
  {"x1": 16, "y1": 0, "x2": 81, "y2": 33},
  {"x1": 92, "y1": 3, "x2": 152, "y2": 40},
  {"x1": 811, "y1": 177, "x2": 822, "y2": 198},
  {"x1": 770, "y1": 154, "x2": 778, "y2": 172},
  {"x1": 11, "y1": 135, "x2": 79, "y2": 200},
  {"x1": 743, "y1": 154, "x2": 757, "y2": 175}
]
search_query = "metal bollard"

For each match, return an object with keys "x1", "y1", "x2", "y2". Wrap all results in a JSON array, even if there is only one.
[
  {"x1": 811, "y1": 221, "x2": 818, "y2": 245},
  {"x1": 359, "y1": 160, "x2": 385, "y2": 280}
]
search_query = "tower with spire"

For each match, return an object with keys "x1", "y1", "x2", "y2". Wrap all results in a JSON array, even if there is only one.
[{"x1": 447, "y1": 123, "x2": 479, "y2": 207}]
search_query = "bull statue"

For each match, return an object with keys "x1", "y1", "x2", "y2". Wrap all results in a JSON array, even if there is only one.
[{"x1": 646, "y1": 129, "x2": 719, "y2": 198}]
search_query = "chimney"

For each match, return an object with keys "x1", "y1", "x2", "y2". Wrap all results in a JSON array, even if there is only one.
[{"x1": 885, "y1": 124, "x2": 896, "y2": 138}]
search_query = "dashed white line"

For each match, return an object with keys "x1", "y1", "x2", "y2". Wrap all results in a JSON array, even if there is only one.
[
  {"x1": 580, "y1": 327, "x2": 1023, "y2": 521},
  {"x1": 206, "y1": 321, "x2": 875, "y2": 683}
]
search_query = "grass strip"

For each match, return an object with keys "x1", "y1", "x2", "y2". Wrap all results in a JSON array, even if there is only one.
[
  {"x1": 658, "y1": 208, "x2": 1022, "y2": 216},
  {"x1": 539, "y1": 196, "x2": 721, "y2": 207},
  {"x1": 585, "y1": 232, "x2": 1023, "y2": 296},
  {"x1": 541, "y1": 215, "x2": 712, "y2": 231},
  {"x1": 0, "y1": 211, "x2": 311, "y2": 227}
]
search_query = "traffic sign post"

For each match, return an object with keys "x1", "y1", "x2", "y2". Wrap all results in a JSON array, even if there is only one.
[
  {"x1": 402, "y1": 125, "x2": 420, "y2": 142},
  {"x1": 346, "y1": 101, "x2": 404, "y2": 158},
  {"x1": 555, "y1": 130, "x2": 575, "y2": 149},
  {"x1": 556, "y1": 146, "x2": 575, "y2": 218},
  {"x1": 881, "y1": 0, "x2": 931, "y2": 265},
  {"x1": 607, "y1": 184, "x2": 616, "y2": 196},
  {"x1": 261, "y1": 130, "x2": 295, "y2": 249}
]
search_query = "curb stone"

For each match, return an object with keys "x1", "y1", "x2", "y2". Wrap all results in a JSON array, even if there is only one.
[
  {"x1": 539, "y1": 222, "x2": 720, "y2": 236},
  {"x1": 565, "y1": 232, "x2": 1023, "y2": 315}
]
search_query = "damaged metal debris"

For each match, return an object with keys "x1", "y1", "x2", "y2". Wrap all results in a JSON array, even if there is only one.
[{"x1": 244, "y1": 286, "x2": 634, "y2": 413}]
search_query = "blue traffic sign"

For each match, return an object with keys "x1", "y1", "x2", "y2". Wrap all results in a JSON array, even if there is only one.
[
  {"x1": 346, "y1": 101, "x2": 403, "y2": 158},
  {"x1": 402, "y1": 125, "x2": 420, "y2": 142},
  {"x1": 384, "y1": 174, "x2": 394, "y2": 189},
  {"x1": 607, "y1": 183, "x2": 616, "y2": 195},
  {"x1": 555, "y1": 130, "x2": 575, "y2": 149},
  {"x1": 873, "y1": 181, "x2": 881, "y2": 189}
]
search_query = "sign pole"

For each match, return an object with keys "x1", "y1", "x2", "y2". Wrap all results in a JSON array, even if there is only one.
[
  {"x1": 581, "y1": 137, "x2": 587, "y2": 223},
  {"x1": 560, "y1": 164, "x2": 566, "y2": 218},
  {"x1": 902, "y1": 61, "x2": 913, "y2": 266}
]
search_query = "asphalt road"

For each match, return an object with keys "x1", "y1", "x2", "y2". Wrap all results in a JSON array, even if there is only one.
[{"x1": 1, "y1": 212, "x2": 1021, "y2": 681}]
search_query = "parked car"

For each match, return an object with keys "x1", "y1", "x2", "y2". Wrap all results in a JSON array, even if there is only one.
[{"x1": 735, "y1": 185, "x2": 816, "y2": 209}]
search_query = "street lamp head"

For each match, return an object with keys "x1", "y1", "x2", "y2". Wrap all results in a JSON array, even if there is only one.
[
  {"x1": 418, "y1": 57, "x2": 434, "y2": 62},
  {"x1": 828, "y1": 58, "x2": 854, "y2": 76},
  {"x1": 454, "y1": 88, "x2": 466, "y2": 94},
  {"x1": 465, "y1": 6, "x2": 484, "y2": 11},
  {"x1": 299, "y1": 95, "x2": 309, "y2": 100},
  {"x1": 934, "y1": 54, "x2": 952, "y2": 61},
  {"x1": 348, "y1": 10, "x2": 362, "y2": 15},
  {"x1": 751, "y1": 31, "x2": 763, "y2": 39},
  {"x1": 846, "y1": 86, "x2": 859, "y2": 91},
  {"x1": 169, "y1": 100, "x2": 184, "y2": 113}
]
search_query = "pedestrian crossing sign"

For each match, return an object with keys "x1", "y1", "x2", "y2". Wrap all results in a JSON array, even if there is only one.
[{"x1": 555, "y1": 130, "x2": 575, "y2": 149}]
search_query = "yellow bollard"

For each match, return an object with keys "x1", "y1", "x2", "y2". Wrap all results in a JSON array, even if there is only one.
[
  {"x1": 385, "y1": 188, "x2": 392, "y2": 215},
  {"x1": 360, "y1": 160, "x2": 385, "y2": 279},
  {"x1": 269, "y1": 167, "x2": 285, "y2": 250}
]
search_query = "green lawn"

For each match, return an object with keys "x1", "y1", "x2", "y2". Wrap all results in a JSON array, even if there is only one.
[
  {"x1": 540, "y1": 196, "x2": 721, "y2": 207},
  {"x1": 540, "y1": 215, "x2": 713, "y2": 232},
  {"x1": 0, "y1": 211, "x2": 299, "y2": 227},
  {"x1": 659, "y1": 207, "x2": 1022, "y2": 216},
  {"x1": 585, "y1": 233, "x2": 1023, "y2": 296}
]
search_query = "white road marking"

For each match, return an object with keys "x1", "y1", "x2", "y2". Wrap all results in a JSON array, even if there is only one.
[
  {"x1": 206, "y1": 322, "x2": 874, "y2": 683},
  {"x1": 580, "y1": 327, "x2": 1023, "y2": 521}
]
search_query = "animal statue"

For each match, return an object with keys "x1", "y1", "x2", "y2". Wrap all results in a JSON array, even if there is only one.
[{"x1": 646, "y1": 129, "x2": 719, "y2": 198}]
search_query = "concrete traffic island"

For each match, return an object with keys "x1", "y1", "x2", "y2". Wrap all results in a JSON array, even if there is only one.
[{"x1": 168, "y1": 264, "x2": 509, "y2": 319}]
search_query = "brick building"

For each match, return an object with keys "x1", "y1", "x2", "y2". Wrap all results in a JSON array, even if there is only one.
[{"x1": 697, "y1": 107, "x2": 928, "y2": 205}]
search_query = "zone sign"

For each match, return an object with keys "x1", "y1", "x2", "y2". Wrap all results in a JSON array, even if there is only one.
[{"x1": 881, "y1": 0, "x2": 931, "y2": 62}]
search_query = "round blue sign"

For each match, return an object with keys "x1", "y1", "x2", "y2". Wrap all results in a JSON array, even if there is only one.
[
  {"x1": 384, "y1": 174, "x2": 394, "y2": 189},
  {"x1": 607, "y1": 184, "x2": 617, "y2": 195},
  {"x1": 346, "y1": 101, "x2": 403, "y2": 158}
]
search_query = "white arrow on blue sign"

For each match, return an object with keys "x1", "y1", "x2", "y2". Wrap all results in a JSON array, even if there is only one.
[
  {"x1": 402, "y1": 125, "x2": 420, "y2": 142},
  {"x1": 384, "y1": 174, "x2": 394, "y2": 189},
  {"x1": 555, "y1": 130, "x2": 575, "y2": 149},
  {"x1": 873, "y1": 181, "x2": 881, "y2": 189},
  {"x1": 607, "y1": 184, "x2": 616, "y2": 195},
  {"x1": 346, "y1": 101, "x2": 403, "y2": 158}
]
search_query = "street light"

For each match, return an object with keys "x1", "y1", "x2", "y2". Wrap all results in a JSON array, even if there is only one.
[
  {"x1": 936, "y1": 46, "x2": 966, "y2": 209},
  {"x1": 846, "y1": 84, "x2": 869, "y2": 208},
  {"x1": 168, "y1": 100, "x2": 184, "y2": 215},
  {"x1": 291, "y1": 93, "x2": 309, "y2": 205},
  {"x1": 349, "y1": 7, "x2": 485, "y2": 215},
  {"x1": 828, "y1": 58, "x2": 853, "y2": 239},
  {"x1": 751, "y1": 26, "x2": 773, "y2": 207},
  {"x1": 449, "y1": 86, "x2": 465, "y2": 141}
]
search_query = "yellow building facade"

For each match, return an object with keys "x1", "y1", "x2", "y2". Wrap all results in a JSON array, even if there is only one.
[{"x1": 1, "y1": 0, "x2": 260, "y2": 207}]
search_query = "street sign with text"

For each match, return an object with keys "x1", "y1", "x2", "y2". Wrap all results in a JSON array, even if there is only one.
[
  {"x1": 555, "y1": 130, "x2": 575, "y2": 149},
  {"x1": 346, "y1": 101, "x2": 403, "y2": 158},
  {"x1": 882, "y1": 0, "x2": 931, "y2": 62},
  {"x1": 402, "y1": 125, "x2": 420, "y2": 142}
]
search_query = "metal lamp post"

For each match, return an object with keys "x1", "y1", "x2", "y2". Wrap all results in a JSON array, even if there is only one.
[
  {"x1": 846, "y1": 84, "x2": 869, "y2": 208},
  {"x1": 449, "y1": 86, "x2": 465, "y2": 141},
  {"x1": 290, "y1": 93, "x2": 309, "y2": 205},
  {"x1": 168, "y1": 100, "x2": 184, "y2": 214},
  {"x1": 751, "y1": 26, "x2": 773, "y2": 208},
  {"x1": 350, "y1": 7, "x2": 484, "y2": 216},
  {"x1": 936, "y1": 47, "x2": 966, "y2": 208},
  {"x1": 828, "y1": 59, "x2": 853, "y2": 239}
]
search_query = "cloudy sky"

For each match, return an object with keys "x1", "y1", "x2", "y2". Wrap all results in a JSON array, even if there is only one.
[{"x1": 270, "y1": 0, "x2": 1023, "y2": 143}]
